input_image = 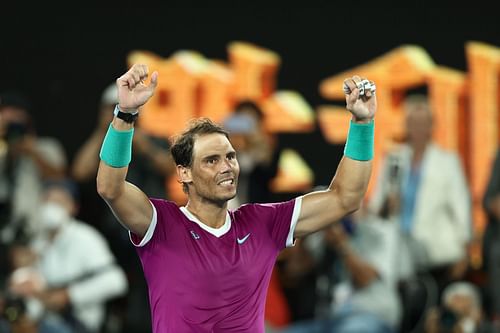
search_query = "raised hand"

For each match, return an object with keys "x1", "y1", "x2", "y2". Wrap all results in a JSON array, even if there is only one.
[
  {"x1": 343, "y1": 75, "x2": 377, "y2": 123},
  {"x1": 116, "y1": 64, "x2": 158, "y2": 112}
]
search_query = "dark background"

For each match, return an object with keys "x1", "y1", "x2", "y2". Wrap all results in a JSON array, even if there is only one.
[{"x1": 1, "y1": 6, "x2": 499, "y2": 187}]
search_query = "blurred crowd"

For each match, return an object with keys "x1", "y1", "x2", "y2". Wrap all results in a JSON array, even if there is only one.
[{"x1": 0, "y1": 82, "x2": 500, "y2": 333}]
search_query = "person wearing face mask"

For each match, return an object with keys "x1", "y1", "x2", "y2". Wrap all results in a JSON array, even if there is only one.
[
  {"x1": 8, "y1": 179, "x2": 128, "y2": 333},
  {"x1": 0, "y1": 92, "x2": 67, "y2": 291}
]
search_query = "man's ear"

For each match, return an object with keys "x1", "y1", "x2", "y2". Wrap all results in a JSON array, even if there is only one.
[{"x1": 177, "y1": 165, "x2": 192, "y2": 185}]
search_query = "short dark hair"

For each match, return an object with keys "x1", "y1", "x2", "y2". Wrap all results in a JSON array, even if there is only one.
[
  {"x1": 234, "y1": 100, "x2": 264, "y2": 121},
  {"x1": 171, "y1": 118, "x2": 228, "y2": 192},
  {"x1": 0, "y1": 92, "x2": 36, "y2": 138},
  {"x1": 42, "y1": 178, "x2": 80, "y2": 203}
]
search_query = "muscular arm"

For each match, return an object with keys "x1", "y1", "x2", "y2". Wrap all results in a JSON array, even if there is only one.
[
  {"x1": 96, "y1": 118, "x2": 153, "y2": 237},
  {"x1": 295, "y1": 157, "x2": 371, "y2": 238},
  {"x1": 96, "y1": 64, "x2": 158, "y2": 237},
  {"x1": 294, "y1": 76, "x2": 376, "y2": 238}
]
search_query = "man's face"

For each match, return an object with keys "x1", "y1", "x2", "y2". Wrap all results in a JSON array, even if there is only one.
[
  {"x1": 186, "y1": 133, "x2": 240, "y2": 204},
  {"x1": 405, "y1": 106, "x2": 433, "y2": 146}
]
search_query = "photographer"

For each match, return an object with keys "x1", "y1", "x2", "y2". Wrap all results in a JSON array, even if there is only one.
[
  {"x1": 424, "y1": 282, "x2": 496, "y2": 333},
  {"x1": 0, "y1": 291, "x2": 72, "y2": 333},
  {"x1": 6, "y1": 180, "x2": 128, "y2": 333},
  {"x1": 0, "y1": 91, "x2": 67, "y2": 284}
]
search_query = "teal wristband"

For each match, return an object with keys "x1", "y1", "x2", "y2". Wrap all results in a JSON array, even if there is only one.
[
  {"x1": 344, "y1": 120, "x2": 374, "y2": 161},
  {"x1": 99, "y1": 124, "x2": 134, "y2": 168}
]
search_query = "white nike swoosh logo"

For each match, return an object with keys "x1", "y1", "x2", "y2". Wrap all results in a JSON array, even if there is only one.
[{"x1": 237, "y1": 233, "x2": 251, "y2": 245}]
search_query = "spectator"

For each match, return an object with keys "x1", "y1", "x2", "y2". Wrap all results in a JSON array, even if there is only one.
[
  {"x1": 8, "y1": 179, "x2": 128, "y2": 333},
  {"x1": 424, "y1": 281, "x2": 496, "y2": 333},
  {"x1": 0, "y1": 291, "x2": 72, "y2": 333},
  {"x1": 280, "y1": 210, "x2": 401, "y2": 333},
  {"x1": 0, "y1": 91, "x2": 66, "y2": 245},
  {"x1": 369, "y1": 94, "x2": 472, "y2": 293}
]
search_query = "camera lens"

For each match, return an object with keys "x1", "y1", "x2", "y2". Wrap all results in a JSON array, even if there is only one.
[
  {"x1": 5, "y1": 122, "x2": 27, "y2": 143},
  {"x1": 1, "y1": 295, "x2": 26, "y2": 323},
  {"x1": 439, "y1": 306, "x2": 458, "y2": 329}
]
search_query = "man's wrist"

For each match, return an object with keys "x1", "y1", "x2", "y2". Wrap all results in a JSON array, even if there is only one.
[
  {"x1": 117, "y1": 104, "x2": 139, "y2": 114},
  {"x1": 114, "y1": 105, "x2": 139, "y2": 124},
  {"x1": 351, "y1": 115, "x2": 374, "y2": 124}
]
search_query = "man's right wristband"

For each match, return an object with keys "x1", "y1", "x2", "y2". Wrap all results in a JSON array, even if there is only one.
[{"x1": 99, "y1": 124, "x2": 134, "y2": 168}]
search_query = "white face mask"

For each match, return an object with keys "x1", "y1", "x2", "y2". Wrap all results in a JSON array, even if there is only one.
[{"x1": 39, "y1": 202, "x2": 69, "y2": 231}]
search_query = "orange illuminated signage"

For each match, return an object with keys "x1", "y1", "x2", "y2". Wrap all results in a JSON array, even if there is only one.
[{"x1": 129, "y1": 42, "x2": 500, "y2": 267}]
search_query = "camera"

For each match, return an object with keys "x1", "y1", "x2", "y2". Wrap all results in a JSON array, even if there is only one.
[
  {"x1": 439, "y1": 306, "x2": 459, "y2": 331},
  {"x1": 0, "y1": 293, "x2": 26, "y2": 323},
  {"x1": 5, "y1": 122, "x2": 28, "y2": 143}
]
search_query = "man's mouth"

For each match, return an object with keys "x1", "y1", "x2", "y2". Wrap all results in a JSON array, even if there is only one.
[{"x1": 217, "y1": 178, "x2": 234, "y2": 186}]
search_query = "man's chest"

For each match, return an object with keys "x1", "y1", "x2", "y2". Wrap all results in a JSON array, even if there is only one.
[{"x1": 146, "y1": 222, "x2": 277, "y2": 298}]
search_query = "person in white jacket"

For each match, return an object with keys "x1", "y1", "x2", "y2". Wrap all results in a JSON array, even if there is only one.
[
  {"x1": 368, "y1": 94, "x2": 471, "y2": 291},
  {"x1": 9, "y1": 179, "x2": 128, "y2": 333}
]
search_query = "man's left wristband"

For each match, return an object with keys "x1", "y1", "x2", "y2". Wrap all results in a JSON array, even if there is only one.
[
  {"x1": 344, "y1": 120, "x2": 374, "y2": 161},
  {"x1": 114, "y1": 104, "x2": 139, "y2": 124}
]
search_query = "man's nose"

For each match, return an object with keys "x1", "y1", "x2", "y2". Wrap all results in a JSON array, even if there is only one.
[{"x1": 220, "y1": 158, "x2": 234, "y2": 172}]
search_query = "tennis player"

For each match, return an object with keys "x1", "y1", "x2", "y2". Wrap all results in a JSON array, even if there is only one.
[{"x1": 97, "y1": 64, "x2": 376, "y2": 332}]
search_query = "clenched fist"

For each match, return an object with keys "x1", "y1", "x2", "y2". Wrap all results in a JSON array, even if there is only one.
[
  {"x1": 116, "y1": 64, "x2": 158, "y2": 113},
  {"x1": 343, "y1": 75, "x2": 377, "y2": 123}
]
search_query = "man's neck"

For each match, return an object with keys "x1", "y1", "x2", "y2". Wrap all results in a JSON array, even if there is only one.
[
  {"x1": 411, "y1": 141, "x2": 429, "y2": 163},
  {"x1": 185, "y1": 199, "x2": 228, "y2": 229}
]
